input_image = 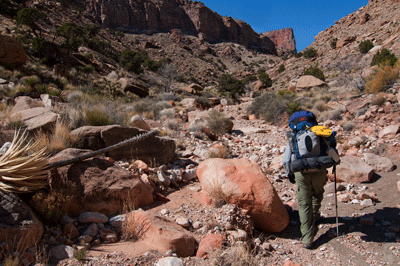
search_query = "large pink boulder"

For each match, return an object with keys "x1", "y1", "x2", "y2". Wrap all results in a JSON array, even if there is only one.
[
  {"x1": 197, "y1": 158, "x2": 289, "y2": 233},
  {"x1": 127, "y1": 211, "x2": 196, "y2": 257}
]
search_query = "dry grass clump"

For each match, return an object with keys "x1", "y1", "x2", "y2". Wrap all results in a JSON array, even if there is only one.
[
  {"x1": 208, "y1": 144, "x2": 230, "y2": 159},
  {"x1": 313, "y1": 99, "x2": 328, "y2": 112},
  {"x1": 208, "y1": 243, "x2": 258, "y2": 266},
  {"x1": 342, "y1": 121, "x2": 355, "y2": 132},
  {"x1": 122, "y1": 211, "x2": 151, "y2": 241},
  {"x1": 365, "y1": 63, "x2": 400, "y2": 93},
  {"x1": 34, "y1": 121, "x2": 78, "y2": 154},
  {"x1": 205, "y1": 109, "x2": 232, "y2": 135},
  {"x1": 206, "y1": 178, "x2": 236, "y2": 208},
  {"x1": 164, "y1": 118, "x2": 182, "y2": 131},
  {"x1": 371, "y1": 93, "x2": 386, "y2": 106}
]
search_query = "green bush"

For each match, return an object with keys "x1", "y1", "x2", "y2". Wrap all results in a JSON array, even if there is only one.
[
  {"x1": 277, "y1": 64, "x2": 285, "y2": 73},
  {"x1": 303, "y1": 66, "x2": 325, "y2": 81},
  {"x1": 57, "y1": 22, "x2": 84, "y2": 55},
  {"x1": 258, "y1": 71, "x2": 272, "y2": 88},
  {"x1": 303, "y1": 47, "x2": 317, "y2": 59},
  {"x1": 217, "y1": 74, "x2": 245, "y2": 100},
  {"x1": 120, "y1": 49, "x2": 149, "y2": 74},
  {"x1": 330, "y1": 38, "x2": 338, "y2": 49},
  {"x1": 205, "y1": 109, "x2": 232, "y2": 135},
  {"x1": 359, "y1": 40, "x2": 374, "y2": 54},
  {"x1": 371, "y1": 48, "x2": 398, "y2": 66},
  {"x1": 15, "y1": 7, "x2": 46, "y2": 36}
]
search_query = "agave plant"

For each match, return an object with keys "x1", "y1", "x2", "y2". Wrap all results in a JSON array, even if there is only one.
[{"x1": 0, "y1": 130, "x2": 50, "y2": 193}]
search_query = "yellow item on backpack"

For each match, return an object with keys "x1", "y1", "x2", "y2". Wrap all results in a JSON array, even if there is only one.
[{"x1": 310, "y1": 125, "x2": 332, "y2": 137}]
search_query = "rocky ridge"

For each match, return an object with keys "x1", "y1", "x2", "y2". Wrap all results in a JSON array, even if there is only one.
[{"x1": 80, "y1": 0, "x2": 296, "y2": 55}]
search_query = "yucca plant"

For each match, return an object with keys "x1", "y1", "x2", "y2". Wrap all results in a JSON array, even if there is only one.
[{"x1": 0, "y1": 130, "x2": 50, "y2": 193}]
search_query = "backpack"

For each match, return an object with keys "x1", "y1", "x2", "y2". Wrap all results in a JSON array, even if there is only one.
[{"x1": 287, "y1": 111, "x2": 340, "y2": 173}]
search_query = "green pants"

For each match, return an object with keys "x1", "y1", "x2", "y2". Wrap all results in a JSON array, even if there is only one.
[{"x1": 295, "y1": 170, "x2": 328, "y2": 244}]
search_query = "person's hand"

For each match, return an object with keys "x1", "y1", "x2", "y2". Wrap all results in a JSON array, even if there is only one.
[{"x1": 288, "y1": 173, "x2": 295, "y2": 184}]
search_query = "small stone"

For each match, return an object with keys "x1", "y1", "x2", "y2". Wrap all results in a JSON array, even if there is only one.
[
  {"x1": 175, "y1": 217, "x2": 190, "y2": 228},
  {"x1": 228, "y1": 229, "x2": 248, "y2": 241},
  {"x1": 78, "y1": 212, "x2": 109, "y2": 224},
  {"x1": 83, "y1": 223, "x2": 98, "y2": 238},
  {"x1": 360, "y1": 199, "x2": 374, "y2": 206},
  {"x1": 192, "y1": 221, "x2": 203, "y2": 229},
  {"x1": 156, "y1": 257, "x2": 183, "y2": 266},
  {"x1": 77, "y1": 235, "x2": 93, "y2": 244},
  {"x1": 160, "y1": 209, "x2": 170, "y2": 215},
  {"x1": 109, "y1": 214, "x2": 125, "y2": 228}
]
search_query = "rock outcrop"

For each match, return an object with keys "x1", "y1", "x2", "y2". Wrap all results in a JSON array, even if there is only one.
[
  {"x1": 0, "y1": 191, "x2": 44, "y2": 251},
  {"x1": 262, "y1": 28, "x2": 297, "y2": 55},
  {"x1": 0, "y1": 35, "x2": 27, "y2": 65},
  {"x1": 70, "y1": 125, "x2": 176, "y2": 166},
  {"x1": 29, "y1": 148, "x2": 154, "y2": 217},
  {"x1": 82, "y1": 0, "x2": 286, "y2": 54}
]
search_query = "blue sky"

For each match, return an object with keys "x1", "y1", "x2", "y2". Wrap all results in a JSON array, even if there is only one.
[{"x1": 199, "y1": 0, "x2": 368, "y2": 52}]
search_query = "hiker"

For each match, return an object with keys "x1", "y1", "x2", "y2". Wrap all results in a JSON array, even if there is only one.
[{"x1": 282, "y1": 111, "x2": 339, "y2": 249}]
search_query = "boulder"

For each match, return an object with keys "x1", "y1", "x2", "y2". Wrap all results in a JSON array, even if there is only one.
[
  {"x1": 127, "y1": 210, "x2": 196, "y2": 257},
  {"x1": 30, "y1": 148, "x2": 154, "y2": 217},
  {"x1": 129, "y1": 115, "x2": 151, "y2": 131},
  {"x1": 336, "y1": 36, "x2": 356, "y2": 49},
  {"x1": 345, "y1": 98, "x2": 371, "y2": 114},
  {"x1": 0, "y1": 35, "x2": 27, "y2": 65},
  {"x1": 119, "y1": 78, "x2": 149, "y2": 98},
  {"x1": 0, "y1": 191, "x2": 44, "y2": 251},
  {"x1": 11, "y1": 96, "x2": 44, "y2": 113},
  {"x1": 335, "y1": 156, "x2": 375, "y2": 183},
  {"x1": 71, "y1": 125, "x2": 176, "y2": 166},
  {"x1": 156, "y1": 257, "x2": 184, "y2": 266},
  {"x1": 197, "y1": 158, "x2": 289, "y2": 233},
  {"x1": 296, "y1": 75, "x2": 325, "y2": 90},
  {"x1": 181, "y1": 98, "x2": 198, "y2": 109},
  {"x1": 9, "y1": 107, "x2": 59, "y2": 132},
  {"x1": 196, "y1": 234, "x2": 225, "y2": 257},
  {"x1": 363, "y1": 153, "x2": 395, "y2": 172},
  {"x1": 379, "y1": 125, "x2": 399, "y2": 139},
  {"x1": 179, "y1": 83, "x2": 203, "y2": 95}
]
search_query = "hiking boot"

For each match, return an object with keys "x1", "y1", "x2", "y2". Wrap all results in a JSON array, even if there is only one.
[{"x1": 303, "y1": 242, "x2": 313, "y2": 249}]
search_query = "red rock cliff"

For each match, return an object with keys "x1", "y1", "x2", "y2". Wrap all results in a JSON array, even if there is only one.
[
  {"x1": 262, "y1": 28, "x2": 296, "y2": 55},
  {"x1": 81, "y1": 0, "x2": 289, "y2": 54}
]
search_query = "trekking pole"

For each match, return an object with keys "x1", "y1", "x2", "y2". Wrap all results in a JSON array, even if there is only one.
[{"x1": 333, "y1": 165, "x2": 339, "y2": 237}]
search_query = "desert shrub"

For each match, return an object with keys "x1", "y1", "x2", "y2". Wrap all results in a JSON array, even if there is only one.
[
  {"x1": 131, "y1": 98, "x2": 171, "y2": 119},
  {"x1": 295, "y1": 52, "x2": 303, "y2": 58},
  {"x1": 286, "y1": 101, "x2": 301, "y2": 115},
  {"x1": 164, "y1": 118, "x2": 181, "y2": 131},
  {"x1": 303, "y1": 66, "x2": 325, "y2": 81},
  {"x1": 247, "y1": 91, "x2": 296, "y2": 123},
  {"x1": 208, "y1": 243, "x2": 257, "y2": 266},
  {"x1": 371, "y1": 48, "x2": 398, "y2": 66},
  {"x1": 328, "y1": 109, "x2": 343, "y2": 121},
  {"x1": 120, "y1": 49, "x2": 149, "y2": 74},
  {"x1": 258, "y1": 70, "x2": 272, "y2": 88},
  {"x1": 371, "y1": 93, "x2": 386, "y2": 106},
  {"x1": 85, "y1": 37, "x2": 119, "y2": 61},
  {"x1": 217, "y1": 74, "x2": 245, "y2": 100},
  {"x1": 23, "y1": 76, "x2": 40, "y2": 89},
  {"x1": 277, "y1": 64, "x2": 285, "y2": 73},
  {"x1": 208, "y1": 144, "x2": 230, "y2": 159},
  {"x1": 330, "y1": 38, "x2": 338, "y2": 49},
  {"x1": 356, "y1": 107, "x2": 368, "y2": 116},
  {"x1": 342, "y1": 122, "x2": 355, "y2": 132},
  {"x1": 122, "y1": 211, "x2": 151, "y2": 241},
  {"x1": 56, "y1": 22, "x2": 84, "y2": 55},
  {"x1": 365, "y1": 64, "x2": 399, "y2": 93},
  {"x1": 85, "y1": 108, "x2": 113, "y2": 126},
  {"x1": 303, "y1": 47, "x2": 317, "y2": 59},
  {"x1": 194, "y1": 96, "x2": 212, "y2": 109},
  {"x1": 359, "y1": 40, "x2": 374, "y2": 54},
  {"x1": 205, "y1": 109, "x2": 232, "y2": 135},
  {"x1": 243, "y1": 75, "x2": 257, "y2": 84},
  {"x1": 34, "y1": 121, "x2": 77, "y2": 154},
  {"x1": 314, "y1": 100, "x2": 328, "y2": 112},
  {"x1": 0, "y1": 0, "x2": 19, "y2": 17},
  {"x1": 15, "y1": 7, "x2": 46, "y2": 36}
]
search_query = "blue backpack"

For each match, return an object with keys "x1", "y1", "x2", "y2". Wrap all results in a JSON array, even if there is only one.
[{"x1": 287, "y1": 111, "x2": 340, "y2": 172}]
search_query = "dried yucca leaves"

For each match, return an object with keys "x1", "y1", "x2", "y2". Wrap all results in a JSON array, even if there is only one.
[{"x1": 0, "y1": 130, "x2": 50, "y2": 193}]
